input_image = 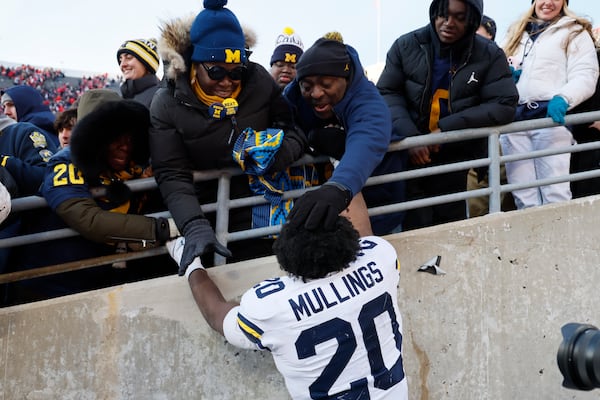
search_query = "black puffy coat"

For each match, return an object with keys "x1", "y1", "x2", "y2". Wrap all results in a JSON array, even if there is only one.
[
  {"x1": 377, "y1": 0, "x2": 518, "y2": 161},
  {"x1": 150, "y1": 17, "x2": 306, "y2": 232}
]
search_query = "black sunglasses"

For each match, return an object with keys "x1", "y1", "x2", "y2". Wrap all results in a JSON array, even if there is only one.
[{"x1": 201, "y1": 63, "x2": 246, "y2": 81}]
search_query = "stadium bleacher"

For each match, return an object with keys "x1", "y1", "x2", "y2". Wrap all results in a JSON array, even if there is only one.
[{"x1": 0, "y1": 63, "x2": 121, "y2": 113}]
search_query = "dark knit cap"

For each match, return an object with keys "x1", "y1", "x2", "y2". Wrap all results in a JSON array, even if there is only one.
[
  {"x1": 480, "y1": 15, "x2": 497, "y2": 41},
  {"x1": 117, "y1": 38, "x2": 159, "y2": 74},
  {"x1": 296, "y1": 38, "x2": 351, "y2": 81},
  {"x1": 190, "y1": 0, "x2": 247, "y2": 64}
]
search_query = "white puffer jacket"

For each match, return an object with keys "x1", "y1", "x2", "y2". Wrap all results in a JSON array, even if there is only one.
[{"x1": 507, "y1": 16, "x2": 599, "y2": 108}]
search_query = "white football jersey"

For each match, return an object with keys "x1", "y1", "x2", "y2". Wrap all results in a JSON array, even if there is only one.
[{"x1": 223, "y1": 236, "x2": 408, "y2": 400}]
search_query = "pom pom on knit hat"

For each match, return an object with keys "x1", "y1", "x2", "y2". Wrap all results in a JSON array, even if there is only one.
[
  {"x1": 295, "y1": 32, "x2": 350, "y2": 81},
  {"x1": 270, "y1": 27, "x2": 304, "y2": 66},
  {"x1": 117, "y1": 38, "x2": 160, "y2": 74},
  {"x1": 323, "y1": 31, "x2": 344, "y2": 42},
  {"x1": 190, "y1": 0, "x2": 247, "y2": 64}
]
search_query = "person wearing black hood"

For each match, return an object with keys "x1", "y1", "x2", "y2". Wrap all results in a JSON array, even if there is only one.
[{"x1": 377, "y1": 0, "x2": 518, "y2": 230}]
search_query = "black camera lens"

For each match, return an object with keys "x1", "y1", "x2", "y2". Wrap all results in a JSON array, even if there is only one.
[{"x1": 557, "y1": 323, "x2": 600, "y2": 391}]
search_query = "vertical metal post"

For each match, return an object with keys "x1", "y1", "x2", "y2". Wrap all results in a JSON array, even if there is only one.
[
  {"x1": 488, "y1": 130, "x2": 501, "y2": 214},
  {"x1": 213, "y1": 173, "x2": 231, "y2": 266}
]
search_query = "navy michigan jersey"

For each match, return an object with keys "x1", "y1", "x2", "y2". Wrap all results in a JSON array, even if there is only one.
[
  {"x1": 42, "y1": 147, "x2": 144, "y2": 213},
  {"x1": 223, "y1": 236, "x2": 408, "y2": 400}
]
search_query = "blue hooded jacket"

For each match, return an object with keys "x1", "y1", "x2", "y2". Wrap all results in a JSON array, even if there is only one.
[
  {"x1": 284, "y1": 44, "x2": 392, "y2": 197},
  {"x1": 2, "y1": 85, "x2": 59, "y2": 147},
  {"x1": 0, "y1": 115, "x2": 56, "y2": 196}
]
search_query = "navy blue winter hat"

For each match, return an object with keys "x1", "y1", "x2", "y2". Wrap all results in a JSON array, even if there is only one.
[
  {"x1": 190, "y1": 0, "x2": 247, "y2": 64},
  {"x1": 480, "y1": 15, "x2": 497, "y2": 41},
  {"x1": 296, "y1": 36, "x2": 350, "y2": 81}
]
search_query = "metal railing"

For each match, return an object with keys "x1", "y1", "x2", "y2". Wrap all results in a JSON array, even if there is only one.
[{"x1": 3, "y1": 110, "x2": 600, "y2": 284}]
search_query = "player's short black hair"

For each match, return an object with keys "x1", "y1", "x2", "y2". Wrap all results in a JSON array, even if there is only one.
[{"x1": 273, "y1": 216, "x2": 360, "y2": 281}]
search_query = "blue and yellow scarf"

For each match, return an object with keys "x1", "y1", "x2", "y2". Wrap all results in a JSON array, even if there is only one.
[{"x1": 233, "y1": 127, "x2": 318, "y2": 229}]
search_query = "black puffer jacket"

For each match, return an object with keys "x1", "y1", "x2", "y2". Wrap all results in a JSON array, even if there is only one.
[
  {"x1": 377, "y1": 0, "x2": 518, "y2": 160},
  {"x1": 150, "y1": 17, "x2": 306, "y2": 232}
]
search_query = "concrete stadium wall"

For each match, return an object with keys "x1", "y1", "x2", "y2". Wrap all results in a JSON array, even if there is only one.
[{"x1": 2, "y1": 196, "x2": 600, "y2": 399}]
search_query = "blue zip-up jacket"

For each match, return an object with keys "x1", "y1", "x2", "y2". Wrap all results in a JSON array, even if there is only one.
[{"x1": 284, "y1": 44, "x2": 392, "y2": 197}]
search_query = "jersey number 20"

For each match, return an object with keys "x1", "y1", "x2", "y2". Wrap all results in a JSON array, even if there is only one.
[
  {"x1": 295, "y1": 292, "x2": 404, "y2": 399},
  {"x1": 52, "y1": 163, "x2": 84, "y2": 186}
]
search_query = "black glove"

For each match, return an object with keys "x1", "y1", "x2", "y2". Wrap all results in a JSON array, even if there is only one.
[
  {"x1": 180, "y1": 218, "x2": 232, "y2": 275},
  {"x1": 308, "y1": 126, "x2": 346, "y2": 160},
  {"x1": 105, "y1": 181, "x2": 132, "y2": 205},
  {"x1": 270, "y1": 139, "x2": 300, "y2": 173},
  {"x1": 269, "y1": 131, "x2": 306, "y2": 173},
  {"x1": 288, "y1": 183, "x2": 352, "y2": 230}
]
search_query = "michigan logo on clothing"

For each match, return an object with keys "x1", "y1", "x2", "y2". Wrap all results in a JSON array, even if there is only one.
[{"x1": 225, "y1": 49, "x2": 241, "y2": 63}]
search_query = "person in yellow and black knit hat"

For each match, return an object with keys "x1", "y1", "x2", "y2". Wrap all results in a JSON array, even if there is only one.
[
  {"x1": 150, "y1": 0, "x2": 308, "y2": 274},
  {"x1": 117, "y1": 38, "x2": 161, "y2": 109}
]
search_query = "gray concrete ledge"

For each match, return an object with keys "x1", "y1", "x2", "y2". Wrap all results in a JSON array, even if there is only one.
[{"x1": 2, "y1": 196, "x2": 600, "y2": 399}]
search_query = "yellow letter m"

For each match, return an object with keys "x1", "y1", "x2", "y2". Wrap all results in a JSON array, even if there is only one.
[{"x1": 225, "y1": 49, "x2": 241, "y2": 63}]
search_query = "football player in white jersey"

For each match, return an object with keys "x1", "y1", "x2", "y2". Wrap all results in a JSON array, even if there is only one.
[{"x1": 167, "y1": 216, "x2": 408, "y2": 400}]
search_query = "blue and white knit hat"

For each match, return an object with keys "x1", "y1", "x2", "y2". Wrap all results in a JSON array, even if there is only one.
[{"x1": 270, "y1": 27, "x2": 304, "y2": 66}]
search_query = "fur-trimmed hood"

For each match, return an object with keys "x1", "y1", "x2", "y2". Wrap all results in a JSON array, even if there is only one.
[
  {"x1": 70, "y1": 100, "x2": 150, "y2": 179},
  {"x1": 158, "y1": 14, "x2": 257, "y2": 80}
]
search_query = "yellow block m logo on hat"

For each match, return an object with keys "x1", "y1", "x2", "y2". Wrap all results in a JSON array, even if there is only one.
[
  {"x1": 225, "y1": 49, "x2": 242, "y2": 63},
  {"x1": 284, "y1": 53, "x2": 297, "y2": 63}
]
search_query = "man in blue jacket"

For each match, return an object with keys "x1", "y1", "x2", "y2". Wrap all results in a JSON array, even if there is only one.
[
  {"x1": 284, "y1": 32, "x2": 405, "y2": 235},
  {"x1": 2, "y1": 85, "x2": 59, "y2": 147},
  {"x1": 377, "y1": 0, "x2": 518, "y2": 230}
]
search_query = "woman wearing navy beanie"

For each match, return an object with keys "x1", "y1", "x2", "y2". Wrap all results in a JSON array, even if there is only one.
[{"x1": 149, "y1": 0, "x2": 308, "y2": 270}]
